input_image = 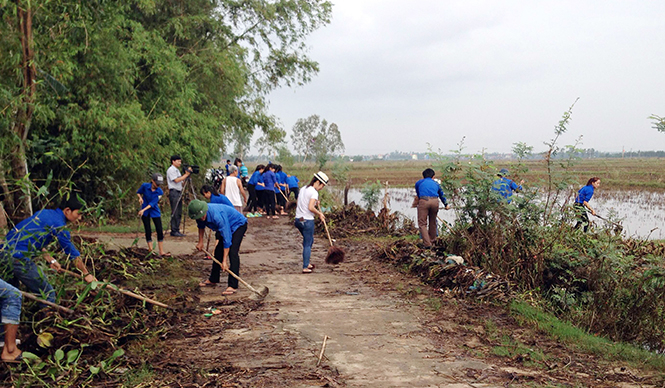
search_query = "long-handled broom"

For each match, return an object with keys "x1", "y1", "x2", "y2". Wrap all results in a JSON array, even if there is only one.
[
  {"x1": 202, "y1": 248, "x2": 269, "y2": 300},
  {"x1": 318, "y1": 205, "x2": 345, "y2": 264}
]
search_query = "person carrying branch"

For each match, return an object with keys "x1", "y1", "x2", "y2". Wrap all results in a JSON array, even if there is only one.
[
  {"x1": 137, "y1": 173, "x2": 170, "y2": 257},
  {"x1": 414, "y1": 168, "x2": 450, "y2": 248},
  {"x1": 574, "y1": 177, "x2": 601, "y2": 233},
  {"x1": 188, "y1": 200, "x2": 248, "y2": 295},
  {"x1": 0, "y1": 196, "x2": 96, "y2": 303}
]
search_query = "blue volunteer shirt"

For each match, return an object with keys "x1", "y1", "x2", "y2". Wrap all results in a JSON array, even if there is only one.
[
  {"x1": 196, "y1": 204, "x2": 247, "y2": 248},
  {"x1": 2, "y1": 209, "x2": 80, "y2": 260},
  {"x1": 492, "y1": 177, "x2": 521, "y2": 203},
  {"x1": 276, "y1": 171, "x2": 288, "y2": 192},
  {"x1": 575, "y1": 185, "x2": 595, "y2": 204},
  {"x1": 262, "y1": 170, "x2": 277, "y2": 193},
  {"x1": 415, "y1": 178, "x2": 447, "y2": 206},
  {"x1": 286, "y1": 176, "x2": 299, "y2": 188},
  {"x1": 248, "y1": 170, "x2": 261, "y2": 185},
  {"x1": 210, "y1": 193, "x2": 234, "y2": 207},
  {"x1": 254, "y1": 173, "x2": 265, "y2": 191},
  {"x1": 137, "y1": 182, "x2": 164, "y2": 218}
]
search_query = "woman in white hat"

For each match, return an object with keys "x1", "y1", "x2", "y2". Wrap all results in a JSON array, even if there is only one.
[{"x1": 294, "y1": 171, "x2": 328, "y2": 273}]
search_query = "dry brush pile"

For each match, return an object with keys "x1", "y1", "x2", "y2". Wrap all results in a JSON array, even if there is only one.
[{"x1": 1, "y1": 240, "x2": 202, "y2": 387}]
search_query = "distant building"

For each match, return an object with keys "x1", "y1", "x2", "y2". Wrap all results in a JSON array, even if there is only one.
[{"x1": 411, "y1": 154, "x2": 418, "y2": 160}]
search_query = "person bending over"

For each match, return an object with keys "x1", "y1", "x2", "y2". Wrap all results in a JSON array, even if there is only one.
[
  {"x1": 189, "y1": 200, "x2": 248, "y2": 295},
  {"x1": 0, "y1": 197, "x2": 96, "y2": 303}
]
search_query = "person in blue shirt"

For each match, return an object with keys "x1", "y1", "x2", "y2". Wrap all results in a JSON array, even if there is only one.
[
  {"x1": 245, "y1": 165, "x2": 265, "y2": 215},
  {"x1": 286, "y1": 174, "x2": 300, "y2": 200},
  {"x1": 492, "y1": 169, "x2": 524, "y2": 204},
  {"x1": 574, "y1": 177, "x2": 600, "y2": 233},
  {"x1": 224, "y1": 159, "x2": 232, "y2": 176},
  {"x1": 137, "y1": 173, "x2": 169, "y2": 257},
  {"x1": 200, "y1": 185, "x2": 233, "y2": 207},
  {"x1": 414, "y1": 168, "x2": 450, "y2": 247},
  {"x1": 275, "y1": 165, "x2": 288, "y2": 215},
  {"x1": 189, "y1": 200, "x2": 248, "y2": 295},
  {"x1": 0, "y1": 197, "x2": 97, "y2": 303},
  {"x1": 262, "y1": 163, "x2": 278, "y2": 218}
]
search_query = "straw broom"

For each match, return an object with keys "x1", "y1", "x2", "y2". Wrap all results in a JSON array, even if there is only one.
[{"x1": 318, "y1": 205, "x2": 345, "y2": 264}]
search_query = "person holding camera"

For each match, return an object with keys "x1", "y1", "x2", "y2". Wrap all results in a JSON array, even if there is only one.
[{"x1": 167, "y1": 155, "x2": 192, "y2": 237}]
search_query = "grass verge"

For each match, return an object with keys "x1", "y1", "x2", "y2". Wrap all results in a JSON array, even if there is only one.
[{"x1": 510, "y1": 300, "x2": 665, "y2": 371}]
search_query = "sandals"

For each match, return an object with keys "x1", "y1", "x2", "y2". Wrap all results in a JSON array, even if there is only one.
[
  {"x1": 302, "y1": 268, "x2": 313, "y2": 274},
  {"x1": 2, "y1": 352, "x2": 22, "y2": 364},
  {"x1": 222, "y1": 288, "x2": 237, "y2": 296},
  {"x1": 199, "y1": 280, "x2": 218, "y2": 287}
]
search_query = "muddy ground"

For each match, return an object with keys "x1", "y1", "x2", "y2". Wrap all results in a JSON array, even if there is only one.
[{"x1": 80, "y1": 216, "x2": 662, "y2": 388}]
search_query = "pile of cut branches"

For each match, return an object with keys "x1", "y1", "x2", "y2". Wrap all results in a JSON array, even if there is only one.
[
  {"x1": 320, "y1": 203, "x2": 417, "y2": 238},
  {"x1": 374, "y1": 238, "x2": 512, "y2": 301},
  {"x1": 0, "y1": 239, "x2": 201, "y2": 386}
]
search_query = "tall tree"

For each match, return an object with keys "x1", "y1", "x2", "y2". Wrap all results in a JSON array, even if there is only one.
[
  {"x1": 0, "y1": 0, "x2": 332, "y2": 219},
  {"x1": 290, "y1": 114, "x2": 344, "y2": 168}
]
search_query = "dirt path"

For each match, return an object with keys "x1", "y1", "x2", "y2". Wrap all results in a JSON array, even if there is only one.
[
  {"x1": 84, "y1": 217, "x2": 656, "y2": 387},
  {"x1": 88, "y1": 218, "x2": 509, "y2": 387}
]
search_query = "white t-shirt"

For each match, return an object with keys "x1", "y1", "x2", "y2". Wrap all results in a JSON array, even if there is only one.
[
  {"x1": 295, "y1": 186, "x2": 319, "y2": 220},
  {"x1": 225, "y1": 176, "x2": 243, "y2": 206},
  {"x1": 167, "y1": 165, "x2": 183, "y2": 191}
]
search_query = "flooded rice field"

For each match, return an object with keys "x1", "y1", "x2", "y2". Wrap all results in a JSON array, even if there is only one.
[{"x1": 343, "y1": 188, "x2": 665, "y2": 240}]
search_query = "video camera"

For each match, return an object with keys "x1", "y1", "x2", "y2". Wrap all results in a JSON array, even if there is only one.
[{"x1": 183, "y1": 163, "x2": 200, "y2": 174}]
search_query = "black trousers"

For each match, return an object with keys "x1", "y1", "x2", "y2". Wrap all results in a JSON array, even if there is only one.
[
  {"x1": 255, "y1": 189, "x2": 265, "y2": 210},
  {"x1": 246, "y1": 184, "x2": 259, "y2": 212},
  {"x1": 289, "y1": 187, "x2": 299, "y2": 200},
  {"x1": 276, "y1": 189, "x2": 286, "y2": 207},
  {"x1": 142, "y1": 216, "x2": 164, "y2": 242},
  {"x1": 168, "y1": 190, "x2": 182, "y2": 233},
  {"x1": 210, "y1": 223, "x2": 247, "y2": 289},
  {"x1": 263, "y1": 190, "x2": 276, "y2": 216},
  {"x1": 573, "y1": 203, "x2": 590, "y2": 232}
]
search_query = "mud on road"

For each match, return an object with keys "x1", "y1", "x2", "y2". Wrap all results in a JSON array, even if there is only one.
[{"x1": 84, "y1": 214, "x2": 660, "y2": 387}]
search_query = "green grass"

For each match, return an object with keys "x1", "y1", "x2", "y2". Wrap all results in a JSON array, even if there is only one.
[{"x1": 511, "y1": 300, "x2": 665, "y2": 371}]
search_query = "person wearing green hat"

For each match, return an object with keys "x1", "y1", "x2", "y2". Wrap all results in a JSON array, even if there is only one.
[{"x1": 188, "y1": 200, "x2": 248, "y2": 295}]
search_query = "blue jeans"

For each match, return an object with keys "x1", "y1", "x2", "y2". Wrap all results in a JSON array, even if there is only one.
[
  {"x1": 0, "y1": 279, "x2": 22, "y2": 325},
  {"x1": 9, "y1": 258, "x2": 55, "y2": 303},
  {"x1": 295, "y1": 219, "x2": 315, "y2": 269}
]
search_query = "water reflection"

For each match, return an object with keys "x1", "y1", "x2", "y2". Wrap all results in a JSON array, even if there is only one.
[{"x1": 342, "y1": 188, "x2": 665, "y2": 240}]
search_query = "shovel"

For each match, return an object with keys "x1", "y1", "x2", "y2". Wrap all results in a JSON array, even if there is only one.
[{"x1": 202, "y1": 249, "x2": 269, "y2": 300}]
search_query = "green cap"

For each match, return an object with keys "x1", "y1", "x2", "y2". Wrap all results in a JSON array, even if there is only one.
[{"x1": 188, "y1": 199, "x2": 208, "y2": 220}]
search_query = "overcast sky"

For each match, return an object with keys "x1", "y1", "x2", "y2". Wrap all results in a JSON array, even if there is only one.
[{"x1": 265, "y1": 1, "x2": 665, "y2": 156}]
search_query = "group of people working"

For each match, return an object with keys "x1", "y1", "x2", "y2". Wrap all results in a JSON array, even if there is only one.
[
  {"x1": 187, "y1": 169, "x2": 328, "y2": 297},
  {"x1": 245, "y1": 163, "x2": 300, "y2": 218},
  {"x1": 413, "y1": 167, "x2": 601, "y2": 247},
  {"x1": 0, "y1": 162, "x2": 330, "y2": 362}
]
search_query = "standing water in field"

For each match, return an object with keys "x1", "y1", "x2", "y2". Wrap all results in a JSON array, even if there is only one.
[{"x1": 345, "y1": 188, "x2": 665, "y2": 240}]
